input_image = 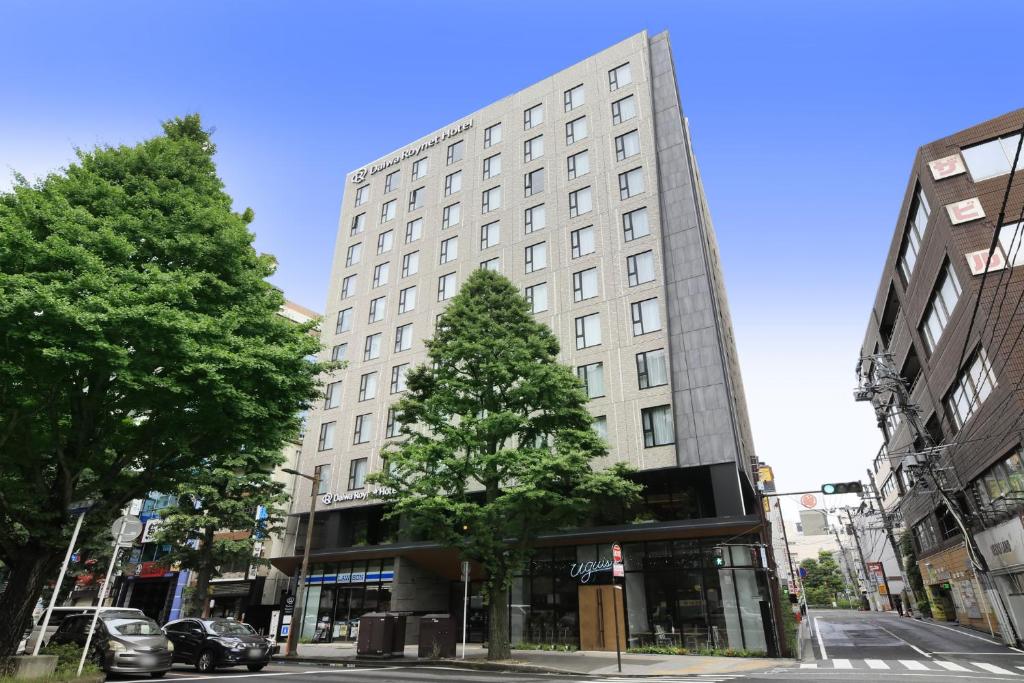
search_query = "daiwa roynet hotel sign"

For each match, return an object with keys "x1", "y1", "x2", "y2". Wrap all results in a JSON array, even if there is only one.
[{"x1": 351, "y1": 119, "x2": 473, "y2": 183}]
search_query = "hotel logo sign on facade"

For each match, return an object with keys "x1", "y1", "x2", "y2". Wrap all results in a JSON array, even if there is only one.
[{"x1": 351, "y1": 119, "x2": 474, "y2": 183}]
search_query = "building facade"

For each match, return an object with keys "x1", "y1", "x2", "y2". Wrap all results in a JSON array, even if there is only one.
[
  {"x1": 273, "y1": 31, "x2": 774, "y2": 652},
  {"x1": 859, "y1": 109, "x2": 1024, "y2": 639}
]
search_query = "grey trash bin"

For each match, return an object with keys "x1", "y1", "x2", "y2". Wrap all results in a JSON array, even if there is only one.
[
  {"x1": 357, "y1": 612, "x2": 394, "y2": 657},
  {"x1": 417, "y1": 613, "x2": 456, "y2": 658}
]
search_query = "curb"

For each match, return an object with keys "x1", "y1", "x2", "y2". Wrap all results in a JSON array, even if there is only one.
[{"x1": 272, "y1": 656, "x2": 580, "y2": 676}]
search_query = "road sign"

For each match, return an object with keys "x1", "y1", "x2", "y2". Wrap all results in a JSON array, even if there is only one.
[
  {"x1": 799, "y1": 567, "x2": 808, "y2": 578},
  {"x1": 110, "y1": 516, "x2": 143, "y2": 546},
  {"x1": 800, "y1": 494, "x2": 817, "y2": 509},
  {"x1": 283, "y1": 595, "x2": 296, "y2": 616}
]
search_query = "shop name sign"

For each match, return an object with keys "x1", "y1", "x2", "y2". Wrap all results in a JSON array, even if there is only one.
[
  {"x1": 569, "y1": 559, "x2": 613, "y2": 583},
  {"x1": 321, "y1": 486, "x2": 395, "y2": 505},
  {"x1": 352, "y1": 119, "x2": 474, "y2": 183}
]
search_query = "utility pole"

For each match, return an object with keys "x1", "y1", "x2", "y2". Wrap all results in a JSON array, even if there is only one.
[
  {"x1": 844, "y1": 508, "x2": 875, "y2": 611},
  {"x1": 830, "y1": 524, "x2": 857, "y2": 601},
  {"x1": 867, "y1": 467, "x2": 916, "y2": 615}
]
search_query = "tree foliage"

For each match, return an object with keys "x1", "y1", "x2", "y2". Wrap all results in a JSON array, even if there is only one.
[
  {"x1": 372, "y1": 269, "x2": 641, "y2": 660},
  {"x1": 800, "y1": 551, "x2": 849, "y2": 606},
  {"x1": 0, "y1": 114, "x2": 325, "y2": 655}
]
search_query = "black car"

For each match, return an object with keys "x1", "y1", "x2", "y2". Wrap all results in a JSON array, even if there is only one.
[
  {"x1": 162, "y1": 618, "x2": 272, "y2": 673},
  {"x1": 50, "y1": 613, "x2": 173, "y2": 677}
]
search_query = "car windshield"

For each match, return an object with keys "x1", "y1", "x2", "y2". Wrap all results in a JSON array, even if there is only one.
[
  {"x1": 107, "y1": 618, "x2": 163, "y2": 636},
  {"x1": 208, "y1": 621, "x2": 255, "y2": 635}
]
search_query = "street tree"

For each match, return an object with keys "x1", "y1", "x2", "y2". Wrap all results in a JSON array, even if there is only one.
[
  {"x1": 800, "y1": 551, "x2": 849, "y2": 606},
  {"x1": 372, "y1": 269, "x2": 642, "y2": 660},
  {"x1": 0, "y1": 115, "x2": 325, "y2": 656}
]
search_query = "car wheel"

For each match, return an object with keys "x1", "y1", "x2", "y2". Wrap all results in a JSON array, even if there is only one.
[
  {"x1": 247, "y1": 664, "x2": 266, "y2": 672},
  {"x1": 149, "y1": 672, "x2": 168, "y2": 679},
  {"x1": 195, "y1": 649, "x2": 217, "y2": 673}
]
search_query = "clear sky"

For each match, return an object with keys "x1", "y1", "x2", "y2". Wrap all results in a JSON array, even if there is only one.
[{"x1": 3, "y1": 0, "x2": 1021, "y2": 509}]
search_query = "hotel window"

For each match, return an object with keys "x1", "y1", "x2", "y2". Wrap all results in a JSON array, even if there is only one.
[
  {"x1": 483, "y1": 154, "x2": 502, "y2": 180},
  {"x1": 348, "y1": 458, "x2": 368, "y2": 490},
  {"x1": 377, "y1": 229, "x2": 394, "y2": 254},
  {"x1": 636, "y1": 348, "x2": 668, "y2": 389},
  {"x1": 575, "y1": 313, "x2": 601, "y2": 349},
  {"x1": 524, "y1": 135, "x2": 543, "y2": 162},
  {"x1": 390, "y1": 363, "x2": 409, "y2": 393},
  {"x1": 481, "y1": 221, "x2": 500, "y2": 250},
  {"x1": 569, "y1": 186, "x2": 592, "y2": 217},
  {"x1": 564, "y1": 84, "x2": 585, "y2": 112},
  {"x1": 358, "y1": 371, "x2": 378, "y2": 401},
  {"x1": 442, "y1": 202, "x2": 461, "y2": 229},
  {"x1": 920, "y1": 261, "x2": 963, "y2": 354},
  {"x1": 611, "y1": 94, "x2": 636, "y2": 125},
  {"x1": 438, "y1": 272, "x2": 457, "y2": 301},
  {"x1": 627, "y1": 250, "x2": 655, "y2": 286},
  {"x1": 946, "y1": 347, "x2": 996, "y2": 431},
  {"x1": 350, "y1": 213, "x2": 366, "y2": 236},
  {"x1": 331, "y1": 343, "x2": 348, "y2": 362},
  {"x1": 401, "y1": 251, "x2": 419, "y2": 277},
  {"x1": 567, "y1": 150, "x2": 590, "y2": 180},
  {"x1": 641, "y1": 405, "x2": 674, "y2": 447},
  {"x1": 336, "y1": 308, "x2": 352, "y2": 333},
  {"x1": 345, "y1": 243, "x2": 362, "y2": 267},
  {"x1": 615, "y1": 130, "x2": 641, "y2": 161},
  {"x1": 480, "y1": 257, "x2": 500, "y2": 272},
  {"x1": 963, "y1": 133, "x2": 1024, "y2": 181},
  {"x1": 897, "y1": 186, "x2": 931, "y2": 284},
  {"x1": 576, "y1": 362, "x2": 605, "y2": 399},
  {"x1": 525, "y1": 242, "x2": 547, "y2": 273},
  {"x1": 354, "y1": 185, "x2": 369, "y2": 206},
  {"x1": 623, "y1": 206, "x2": 650, "y2": 241},
  {"x1": 353, "y1": 413, "x2": 373, "y2": 444},
  {"x1": 619, "y1": 167, "x2": 645, "y2": 199},
  {"x1": 572, "y1": 267, "x2": 598, "y2": 302},
  {"x1": 313, "y1": 464, "x2": 331, "y2": 493},
  {"x1": 384, "y1": 170, "x2": 400, "y2": 193},
  {"x1": 593, "y1": 415, "x2": 608, "y2": 439},
  {"x1": 368, "y1": 295, "x2": 385, "y2": 323},
  {"x1": 372, "y1": 262, "x2": 390, "y2": 288},
  {"x1": 484, "y1": 123, "x2": 502, "y2": 148},
  {"x1": 631, "y1": 298, "x2": 661, "y2": 335},
  {"x1": 363, "y1": 333, "x2": 381, "y2": 361},
  {"x1": 380, "y1": 199, "x2": 396, "y2": 223},
  {"x1": 324, "y1": 381, "x2": 342, "y2": 409},
  {"x1": 317, "y1": 422, "x2": 336, "y2": 451},
  {"x1": 447, "y1": 140, "x2": 464, "y2": 165},
  {"x1": 411, "y1": 157, "x2": 428, "y2": 180},
  {"x1": 482, "y1": 186, "x2": 502, "y2": 213},
  {"x1": 444, "y1": 170, "x2": 463, "y2": 196},
  {"x1": 524, "y1": 168, "x2": 545, "y2": 197},
  {"x1": 408, "y1": 186, "x2": 425, "y2": 211},
  {"x1": 566, "y1": 116, "x2": 587, "y2": 145},
  {"x1": 439, "y1": 236, "x2": 458, "y2": 264},
  {"x1": 525, "y1": 204, "x2": 546, "y2": 233},
  {"x1": 570, "y1": 225, "x2": 595, "y2": 259},
  {"x1": 405, "y1": 218, "x2": 423, "y2": 243},
  {"x1": 394, "y1": 323, "x2": 413, "y2": 353},
  {"x1": 524, "y1": 103, "x2": 543, "y2": 130},
  {"x1": 525, "y1": 282, "x2": 548, "y2": 313},
  {"x1": 609, "y1": 62, "x2": 632, "y2": 91},
  {"x1": 398, "y1": 285, "x2": 417, "y2": 314},
  {"x1": 386, "y1": 408, "x2": 401, "y2": 438},
  {"x1": 340, "y1": 274, "x2": 357, "y2": 299}
]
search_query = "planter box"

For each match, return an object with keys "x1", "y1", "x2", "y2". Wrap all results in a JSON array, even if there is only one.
[{"x1": 6, "y1": 655, "x2": 57, "y2": 679}]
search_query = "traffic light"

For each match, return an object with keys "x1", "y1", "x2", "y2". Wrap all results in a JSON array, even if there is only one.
[
  {"x1": 820, "y1": 481, "x2": 863, "y2": 495},
  {"x1": 712, "y1": 546, "x2": 726, "y2": 568}
]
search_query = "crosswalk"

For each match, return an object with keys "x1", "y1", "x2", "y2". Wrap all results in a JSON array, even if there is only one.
[
  {"x1": 797, "y1": 658, "x2": 1024, "y2": 675},
  {"x1": 591, "y1": 677, "x2": 746, "y2": 682}
]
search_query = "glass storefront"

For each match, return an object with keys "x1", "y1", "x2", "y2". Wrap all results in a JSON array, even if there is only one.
[{"x1": 300, "y1": 559, "x2": 394, "y2": 642}]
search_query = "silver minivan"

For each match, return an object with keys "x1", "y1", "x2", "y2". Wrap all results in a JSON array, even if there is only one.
[
  {"x1": 50, "y1": 613, "x2": 174, "y2": 677},
  {"x1": 21, "y1": 606, "x2": 144, "y2": 653}
]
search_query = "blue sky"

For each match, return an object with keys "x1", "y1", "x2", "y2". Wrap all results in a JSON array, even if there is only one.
[{"x1": 2, "y1": 0, "x2": 1021, "y2": 505}]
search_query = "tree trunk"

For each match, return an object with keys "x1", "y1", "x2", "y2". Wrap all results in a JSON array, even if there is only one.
[
  {"x1": 486, "y1": 583, "x2": 510, "y2": 661},
  {"x1": 0, "y1": 548, "x2": 60, "y2": 658},
  {"x1": 190, "y1": 526, "x2": 216, "y2": 618}
]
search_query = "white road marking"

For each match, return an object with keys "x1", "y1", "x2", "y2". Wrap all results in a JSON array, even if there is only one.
[
  {"x1": 878, "y1": 624, "x2": 933, "y2": 658},
  {"x1": 937, "y1": 661, "x2": 971, "y2": 671},
  {"x1": 800, "y1": 662, "x2": 818, "y2": 668},
  {"x1": 814, "y1": 616, "x2": 828, "y2": 660},
  {"x1": 973, "y1": 662, "x2": 1017, "y2": 674},
  {"x1": 900, "y1": 660, "x2": 931, "y2": 670},
  {"x1": 918, "y1": 619, "x2": 1012, "y2": 645},
  {"x1": 163, "y1": 668, "x2": 401, "y2": 682},
  {"x1": 865, "y1": 659, "x2": 890, "y2": 669},
  {"x1": 832, "y1": 658, "x2": 852, "y2": 668},
  {"x1": 935, "y1": 651, "x2": 1024, "y2": 655}
]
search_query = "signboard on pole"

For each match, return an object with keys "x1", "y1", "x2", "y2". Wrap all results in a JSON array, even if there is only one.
[
  {"x1": 110, "y1": 516, "x2": 143, "y2": 546},
  {"x1": 611, "y1": 543, "x2": 624, "y2": 578}
]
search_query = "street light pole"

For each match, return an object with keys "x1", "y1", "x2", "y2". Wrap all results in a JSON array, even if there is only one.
[{"x1": 283, "y1": 468, "x2": 320, "y2": 658}]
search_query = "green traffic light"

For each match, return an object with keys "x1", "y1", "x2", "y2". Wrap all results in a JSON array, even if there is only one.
[{"x1": 822, "y1": 483, "x2": 836, "y2": 494}]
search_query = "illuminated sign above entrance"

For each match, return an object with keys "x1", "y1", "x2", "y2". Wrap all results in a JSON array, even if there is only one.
[
  {"x1": 352, "y1": 119, "x2": 474, "y2": 184},
  {"x1": 320, "y1": 486, "x2": 395, "y2": 506}
]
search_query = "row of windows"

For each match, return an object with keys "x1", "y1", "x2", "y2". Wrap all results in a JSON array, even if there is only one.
[
  {"x1": 312, "y1": 459, "x2": 367, "y2": 494},
  {"x1": 571, "y1": 348, "x2": 669, "y2": 400}
]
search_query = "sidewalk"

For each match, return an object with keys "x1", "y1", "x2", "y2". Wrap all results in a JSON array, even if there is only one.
[{"x1": 280, "y1": 642, "x2": 782, "y2": 677}]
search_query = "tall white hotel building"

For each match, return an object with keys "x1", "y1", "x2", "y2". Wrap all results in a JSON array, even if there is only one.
[{"x1": 272, "y1": 31, "x2": 774, "y2": 653}]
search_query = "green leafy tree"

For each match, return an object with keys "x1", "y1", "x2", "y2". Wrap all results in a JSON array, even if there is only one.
[
  {"x1": 800, "y1": 551, "x2": 849, "y2": 606},
  {"x1": 372, "y1": 270, "x2": 642, "y2": 660},
  {"x1": 0, "y1": 115, "x2": 325, "y2": 656}
]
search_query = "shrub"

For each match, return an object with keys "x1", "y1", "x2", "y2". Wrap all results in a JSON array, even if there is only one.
[{"x1": 512, "y1": 642, "x2": 579, "y2": 652}]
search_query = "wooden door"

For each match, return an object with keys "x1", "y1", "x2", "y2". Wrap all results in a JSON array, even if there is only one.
[{"x1": 578, "y1": 585, "x2": 626, "y2": 651}]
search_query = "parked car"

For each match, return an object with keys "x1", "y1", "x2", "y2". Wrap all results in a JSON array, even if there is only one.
[
  {"x1": 49, "y1": 613, "x2": 173, "y2": 677},
  {"x1": 163, "y1": 618, "x2": 273, "y2": 673},
  {"x1": 21, "y1": 606, "x2": 145, "y2": 654}
]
